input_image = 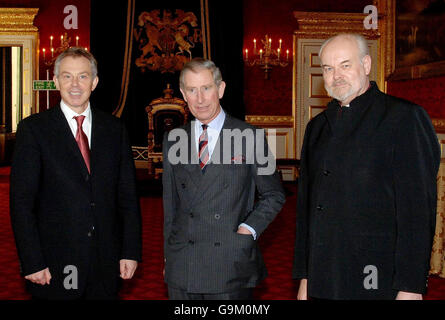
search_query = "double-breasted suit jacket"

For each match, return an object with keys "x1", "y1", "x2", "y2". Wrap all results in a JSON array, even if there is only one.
[
  {"x1": 10, "y1": 105, "x2": 142, "y2": 299},
  {"x1": 162, "y1": 114, "x2": 285, "y2": 294},
  {"x1": 293, "y1": 82, "x2": 440, "y2": 299}
]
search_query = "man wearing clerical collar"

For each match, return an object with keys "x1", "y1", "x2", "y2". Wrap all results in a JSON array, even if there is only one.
[{"x1": 293, "y1": 33, "x2": 440, "y2": 300}]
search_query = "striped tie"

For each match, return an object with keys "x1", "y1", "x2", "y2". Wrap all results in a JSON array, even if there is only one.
[{"x1": 198, "y1": 124, "x2": 209, "y2": 169}]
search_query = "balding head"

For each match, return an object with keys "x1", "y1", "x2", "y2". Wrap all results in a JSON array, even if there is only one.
[{"x1": 319, "y1": 33, "x2": 370, "y2": 61}]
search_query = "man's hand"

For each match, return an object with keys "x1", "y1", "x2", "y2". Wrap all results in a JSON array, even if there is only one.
[
  {"x1": 25, "y1": 268, "x2": 51, "y2": 285},
  {"x1": 120, "y1": 259, "x2": 138, "y2": 279},
  {"x1": 297, "y1": 278, "x2": 308, "y2": 300},
  {"x1": 396, "y1": 291, "x2": 422, "y2": 300},
  {"x1": 237, "y1": 226, "x2": 253, "y2": 236}
]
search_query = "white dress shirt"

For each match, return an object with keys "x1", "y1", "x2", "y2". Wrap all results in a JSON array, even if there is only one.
[
  {"x1": 194, "y1": 107, "x2": 226, "y2": 159},
  {"x1": 60, "y1": 100, "x2": 92, "y2": 148}
]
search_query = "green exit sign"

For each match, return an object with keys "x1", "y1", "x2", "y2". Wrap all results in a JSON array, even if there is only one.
[{"x1": 33, "y1": 80, "x2": 57, "y2": 91}]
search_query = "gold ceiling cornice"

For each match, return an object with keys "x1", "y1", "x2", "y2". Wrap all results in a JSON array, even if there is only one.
[{"x1": 0, "y1": 8, "x2": 39, "y2": 33}]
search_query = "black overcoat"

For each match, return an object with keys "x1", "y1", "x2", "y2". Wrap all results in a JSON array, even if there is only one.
[{"x1": 293, "y1": 82, "x2": 440, "y2": 299}]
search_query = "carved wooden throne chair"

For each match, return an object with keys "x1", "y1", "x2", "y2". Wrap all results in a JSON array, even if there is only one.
[{"x1": 145, "y1": 84, "x2": 188, "y2": 178}]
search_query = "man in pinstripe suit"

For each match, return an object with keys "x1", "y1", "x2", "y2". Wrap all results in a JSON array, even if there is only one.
[{"x1": 162, "y1": 58, "x2": 285, "y2": 300}]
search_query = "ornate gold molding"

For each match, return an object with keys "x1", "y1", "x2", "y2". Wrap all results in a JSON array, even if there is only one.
[
  {"x1": 293, "y1": 11, "x2": 380, "y2": 39},
  {"x1": 245, "y1": 115, "x2": 293, "y2": 127},
  {"x1": 0, "y1": 8, "x2": 39, "y2": 117},
  {"x1": 0, "y1": 8, "x2": 39, "y2": 33},
  {"x1": 432, "y1": 118, "x2": 445, "y2": 134},
  {"x1": 377, "y1": 0, "x2": 395, "y2": 81}
]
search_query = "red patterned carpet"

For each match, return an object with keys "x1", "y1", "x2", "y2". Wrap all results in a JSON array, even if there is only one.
[{"x1": 0, "y1": 165, "x2": 444, "y2": 300}]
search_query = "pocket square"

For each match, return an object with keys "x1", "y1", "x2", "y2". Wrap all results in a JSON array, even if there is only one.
[{"x1": 231, "y1": 155, "x2": 246, "y2": 163}]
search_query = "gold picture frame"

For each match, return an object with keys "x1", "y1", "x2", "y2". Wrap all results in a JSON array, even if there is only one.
[
  {"x1": 387, "y1": 0, "x2": 445, "y2": 81},
  {"x1": 380, "y1": 0, "x2": 445, "y2": 133}
]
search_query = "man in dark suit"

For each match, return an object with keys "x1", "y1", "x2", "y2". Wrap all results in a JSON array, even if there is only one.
[
  {"x1": 10, "y1": 47, "x2": 142, "y2": 300},
  {"x1": 293, "y1": 33, "x2": 440, "y2": 300},
  {"x1": 162, "y1": 58, "x2": 285, "y2": 299}
]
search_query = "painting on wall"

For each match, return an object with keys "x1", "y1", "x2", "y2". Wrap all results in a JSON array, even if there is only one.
[{"x1": 390, "y1": 0, "x2": 445, "y2": 80}]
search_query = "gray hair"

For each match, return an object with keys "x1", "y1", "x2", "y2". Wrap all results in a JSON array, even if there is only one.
[
  {"x1": 319, "y1": 33, "x2": 370, "y2": 61},
  {"x1": 179, "y1": 58, "x2": 223, "y2": 89},
  {"x1": 54, "y1": 47, "x2": 98, "y2": 78}
]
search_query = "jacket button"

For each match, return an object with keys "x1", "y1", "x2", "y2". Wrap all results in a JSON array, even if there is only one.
[
  {"x1": 190, "y1": 212, "x2": 194, "y2": 218},
  {"x1": 323, "y1": 170, "x2": 330, "y2": 176},
  {"x1": 181, "y1": 183, "x2": 186, "y2": 189},
  {"x1": 90, "y1": 202, "x2": 96, "y2": 207},
  {"x1": 214, "y1": 214, "x2": 220, "y2": 220},
  {"x1": 87, "y1": 226, "x2": 95, "y2": 237},
  {"x1": 316, "y1": 205, "x2": 324, "y2": 211},
  {"x1": 214, "y1": 242, "x2": 221, "y2": 247},
  {"x1": 188, "y1": 240, "x2": 194, "y2": 245}
]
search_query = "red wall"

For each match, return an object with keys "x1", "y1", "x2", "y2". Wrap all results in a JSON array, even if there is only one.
[
  {"x1": 387, "y1": 77, "x2": 445, "y2": 119},
  {"x1": 2, "y1": 1, "x2": 443, "y2": 119},
  {"x1": 0, "y1": 0, "x2": 90, "y2": 111},
  {"x1": 243, "y1": 0, "x2": 445, "y2": 120},
  {"x1": 243, "y1": 0, "x2": 370, "y2": 116}
]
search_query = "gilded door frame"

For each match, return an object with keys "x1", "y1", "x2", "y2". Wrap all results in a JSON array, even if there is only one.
[{"x1": 0, "y1": 8, "x2": 39, "y2": 121}]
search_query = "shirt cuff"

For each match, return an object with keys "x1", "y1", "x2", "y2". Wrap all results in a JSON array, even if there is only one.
[{"x1": 239, "y1": 223, "x2": 257, "y2": 240}]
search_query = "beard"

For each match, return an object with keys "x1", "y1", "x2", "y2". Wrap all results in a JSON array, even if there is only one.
[{"x1": 325, "y1": 77, "x2": 367, "y2": 104}]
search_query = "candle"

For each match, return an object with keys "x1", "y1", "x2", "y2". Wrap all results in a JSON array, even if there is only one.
[
  {"x1": 259, "y1": 49, "x2": 263, "y2": 60},
  {"x1": 61, "y1": 35, "x2": 63, "y2": 45},
  {"x1": 277, "y1": 48, "x2": 281, "y2": 60},
  {"x1": 85, "y1": 47, "x2": 88, "y2": 51},
  {"x1": 279, "y1": 39, "x2": 282, "y2": 49},
  {"x1": 269, "y1": 38, "x2": 272, "y2": 49},
  {"x1": 76, "y1": 36, "x2": 79, "y2": 46},
  {"x1": 286, "y1": 49, "x2": 289, "y2": 60},
  {"x1": 42, "y1": 48, "x2": 46, "y2": 59},
  {"x1": 51, "y1": 48, "x2": 54, "y2": 58},
  {"x1": 245, "y1": 49, "x2": 248, "y2": 60},
  {"x1": 50, "y1": 36, "x2": 53, "y2": 48}
]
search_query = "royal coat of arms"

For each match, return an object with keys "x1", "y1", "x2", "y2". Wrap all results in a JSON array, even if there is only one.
[{"x1": 134, "y1": 9, "x2": 202, "y2": 73}]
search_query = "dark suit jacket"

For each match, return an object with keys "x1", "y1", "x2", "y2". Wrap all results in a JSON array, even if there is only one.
[
  {"x1": 10, "y1": 105, "x2": 142, "y2": 299},
  {"x1": 293, "y1": 82, "x2": 440, "y2": 299},
  {"x1": 162, "y1": 114, "x2": 286, "y2": 294}
]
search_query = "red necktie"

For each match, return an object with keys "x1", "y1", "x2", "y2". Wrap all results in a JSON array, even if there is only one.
[
  {"x1": 74, "y1": 115, "x2": 90, "y2": 173},
  {"x1": 198, "y1": 124, "x2": 209, "y2": 169}
]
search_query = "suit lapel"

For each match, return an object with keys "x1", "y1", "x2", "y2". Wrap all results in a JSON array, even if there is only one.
[
  {"x1": 89, "y1": 108, "x2": 106, "y2": 176},
  {"x1": 181, "y1": 121, "x2": 202, "y2": 188},
  {"x1": 50, "y1": 105, "x2": 90, "y2": 176}
]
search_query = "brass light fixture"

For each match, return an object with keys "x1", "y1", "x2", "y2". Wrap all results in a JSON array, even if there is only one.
[{"x1": 244, "y1": 35, "x2": 289, "y2": 79}]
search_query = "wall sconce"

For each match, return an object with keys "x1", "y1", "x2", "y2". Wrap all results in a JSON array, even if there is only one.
[
  {"x1": 41, "y1": 32, "x2": 86, "y2": 69},
  {"x1": 244, "y1": 35, "x2": 289, "y2": 79}
]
